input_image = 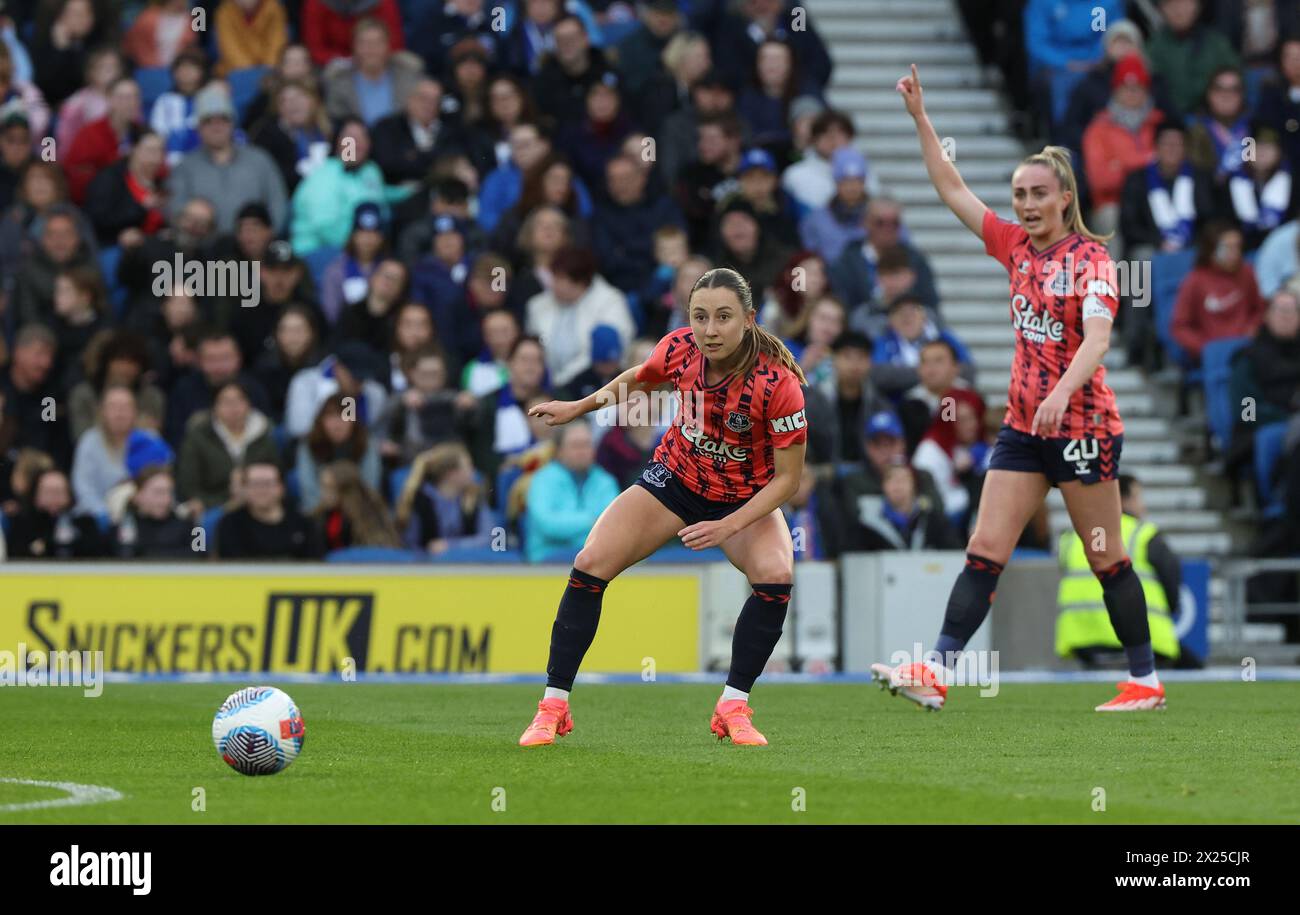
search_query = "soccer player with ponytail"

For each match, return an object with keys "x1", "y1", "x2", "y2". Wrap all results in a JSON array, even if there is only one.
[
  {"x1": 872, "y1": 66, "x2": 1166, "y2": 712},
  {"x1": 518, "y1": 267, "x2": 809, "y2": 746}
]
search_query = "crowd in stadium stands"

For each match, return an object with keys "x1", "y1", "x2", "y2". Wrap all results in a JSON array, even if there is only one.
[
  {"x1": 0, "y1": 0, "x2": 1293, "y2": 567},
  {"x1": 0, "y1": 0, "x2": 1004, "y2": 563},
  {"x1": 959, "y1": 0, "x2": 1300, "y2": 575}
]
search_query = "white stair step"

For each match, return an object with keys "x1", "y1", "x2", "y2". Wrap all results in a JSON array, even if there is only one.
[
  {"x1": 1164, "y1": 532, "x2": 1233, "y2": 555},
  {"x1": 950, "y1": 325, "x2": 1012, "y2": 345},
  {"x1": 832, "y1": 44, "x2": 978, "y2": 66},
  {"x1": 830, "y1": 88, "x2": 1004, "y2": 112},
  {"x1": 833, "y1": 64, "x2": 985, "y2": 90},
  {"x1": 1106, "y1": 416, "x2": 1169, "y2": 438},
  {"x1": 1117, "y1": 440, "x2": 1180, "y2": 462},
  {"x1": 854, "y1": 111, "x2": 1008, "y2": 135},
  {"x1": 979, "y1": 390, "x2": 1160, "y2": 418},
  {"x1": 893, "y1": 180, "x2": 1010, "y2": 204},
  {"x1": 899, "y1": 208, "x2": 985, "y2": 230},
  {"x1": 815, "y1": 0, "x2": 956, "y2": 15},
  {"x1": 943, "y1": 302, "x2": 1011, "y2": 322},
  {"x1": 862, "y1": 135, "x2": 1026, "y2": 159},
  {"x1": 975, "y1": 370, "x2": 1151, "y2": 397},
  {"x1": 964, "y1": 347, "x2": 1128, "y2": 371},
  {"x1": 930, "y1": 253, "x2": 1012, "y2": 275},
  {"x1": 816, "y1": 21, "x2": 968, "y2": 41},
  {"x1": 876, "y1": 159, "x2": 1014, "y2": 184},
  {"x1": 1051, "y1": 509, "x2": 1221, "y2": 533},
  {"x1": 1122, "y1": 464, "x2": 1197, "y2": 486},
  {"x1": 1139, "y1": 486, "x2": 1207, "y2": 509},
  {"x1": 941, "y1": 277, "x2": 1024, "y2": 298}
]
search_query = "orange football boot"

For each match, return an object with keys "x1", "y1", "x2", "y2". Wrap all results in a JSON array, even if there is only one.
[
  {"x1": 710, "y1": 698, "x2": 768, "y2": 746},
  {"x1": 871, "y1": 661, "x2": 947, "y2": 711},
  {"x1": 518, "y1": 698, "x2": 574, "y2": 746},
  {"x1": 1095, "y1": 681, "x2": 1166, "y2": 711}
]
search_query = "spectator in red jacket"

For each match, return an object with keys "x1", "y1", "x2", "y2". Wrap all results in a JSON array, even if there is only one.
[
  {"x1": 63, "y1": 75, "x2": 141, "y2": 205},
  {"x1": 1171, "y1": 222, "x2": 1266, "y2": 365},
  {"x1": 122, "y1": 0, "x2": 200, "y2": 69},
  {"x1": 301, "y1": 0, "x2": 405, "y2": 68},
  {"x1": 1081, "y1": 52, "x2": 1164, "y2": 235}
]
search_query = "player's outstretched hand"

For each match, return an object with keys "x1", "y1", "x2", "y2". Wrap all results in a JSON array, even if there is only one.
[
  {"x1": 678, "y1": 519, "x2": 737, "y2": 551},
  {"x1": 896, "y1": 63, "x2": 925, "y2": 118},
  {"x1": 527, "y1": 399, "x2": 585, "y2": 426},
  {"x1": 1031, "y1": 389, "x2": 1069, "y2": 437}
]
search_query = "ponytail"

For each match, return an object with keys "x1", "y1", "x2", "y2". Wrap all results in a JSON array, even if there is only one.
[
  {"x1": 690, "y1": 267, "x2": 808, "y2": 384},
  {"x1": 1016, "y1": 145, "x2": 1111, "y2": 245},
  {"x1": 749, "y1": 322, "x2": 808, "y2": 384}
]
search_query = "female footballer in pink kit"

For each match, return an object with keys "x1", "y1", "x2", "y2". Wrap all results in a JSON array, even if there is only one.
[
  {"x1": 872, "y1": 66, "x2": 1166, "y2": 712},
  {"x1": 517, "y1": 268, "x2": 809, "y2": 747}
]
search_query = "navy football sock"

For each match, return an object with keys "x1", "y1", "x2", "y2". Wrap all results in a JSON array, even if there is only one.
[
  {"x1": 545, "y1": 568, "x2": 609, "y2": 691},
  {"x1": 725, "y1": 583, "x2": 791, "y2": 693},
  {"x1": 1096, "y1": 559, "x2": 1155, "y2": 677},
  {"x1": 930, "y1": 554, "x2": 1004, "y2": 667}
]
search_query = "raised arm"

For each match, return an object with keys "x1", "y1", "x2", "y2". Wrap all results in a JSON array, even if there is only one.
[
  {"x1": 527, "y1": 365, "x2": 664, "y2": 426},
  {"x1": 897, "y1": 64, "x2": 988, "y2": 239}
]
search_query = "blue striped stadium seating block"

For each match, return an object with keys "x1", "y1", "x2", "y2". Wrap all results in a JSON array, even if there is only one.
[
  {"x1": 1151, "y1": 248, "x2": 1198, "y2": 371},
  {"x1": 430, "y1": 546, "x2": 525, "y2": 563},
  {"x1": 134, "y1": 67, "x2": 173, "y2": 113},
  {"x1": 388, "y1": 463, "x2": 413, "y2": 505},
  {"x1": 325, "y1": 546, "x2": 427, "y2": 563},
  {"x1": 227, "y1": 67, "x2": 270, "y2": 123},
  {"x1": 1201, "y1": 335, "x2": 1252, "y2": 449},
  {"x1": 1253, "y1": 420, "x2": 1289, "y2": 517}
]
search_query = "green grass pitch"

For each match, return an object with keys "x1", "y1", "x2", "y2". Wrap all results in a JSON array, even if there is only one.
[{"x1": 1, "y1": 682, "x2": 1297, "y2": 824}]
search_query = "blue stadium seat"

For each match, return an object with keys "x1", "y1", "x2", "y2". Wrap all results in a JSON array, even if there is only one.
[
  {"x1": 302, "y1": 246, "x2": 340, "y2": 292},
  {"x1": 1150, "y1": 248, "x2": 1198, "y2": 371},
  {"x1": 201, "y1": 506, "x2": 224, "y2": 542},
  {"x1": 496, "y1": 464, "x2": 525, "y2": 511},
  {"x1": 325, "y1": 546, "x2": 426, "y2": 563},
  {"x1": 1048, "y1": 68, "x2": 1087, "y2": 131},
  {"x1": 1253, "y1": 420, "x2": 1289, "y2": 518},
  {"x1": 431, "y1": 545, "x2": 525, "y2": 563},
  {"x1": 227, "y1": 67, "x2": 270, "y2": 123},
  {"x1": 538, "y1": 546, "x2": 581, "y2": 564},
  {"x1": 285, "y1": 467, "x2": 300, "y2": 504},
  {"x1": 270, "y1": 423, "x2": 292, "y2": 462},
  {"x1": 98, "y1": 245, "x2": 127, "y2": 319},
  {"x1": 834, "y1": 461, "x2": 865, "y2": 478},
  {"x1": 388, "y1": 463, "x2": 413, "y2": 505},
  {"x1": 1201, "y1": 335, "x2": 1252, "y2": 450},
  {"x1": 644, "y1": 544, "x2": 726, "y2": 563},
  {"x1": 134, "y1": 67, "x2": 173, "y2": 113}
]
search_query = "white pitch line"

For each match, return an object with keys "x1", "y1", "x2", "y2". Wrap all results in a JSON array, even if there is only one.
[{"x1": 0, "y1": 778, "x2": 124, "y2": 813}]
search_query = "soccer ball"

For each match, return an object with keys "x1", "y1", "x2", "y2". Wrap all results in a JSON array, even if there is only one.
[{"x1": 212, "y1": 686, "x2": 306, "y2": 776}]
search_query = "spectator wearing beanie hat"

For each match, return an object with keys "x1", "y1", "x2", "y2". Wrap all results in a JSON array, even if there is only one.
[
  {"x1": 799, "y1": 145, "x2": 871, "y2": 263},
  {"x1": 730, "y1": 147, "x2": 800, "y2": 249},
  {"x1": 1059, "y1": 19, "x2": 1180, "y2": 154},
  {"x1": 1081, "y1": 53, "x2": 1165, "y2": 232},
  {"x1": 167, "y1": 83, "x2": 288, "y2": 233}
]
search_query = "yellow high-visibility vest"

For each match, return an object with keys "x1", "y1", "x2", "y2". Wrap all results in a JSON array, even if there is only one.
[{"x1": 1055, "y1": 513, "x2": 1180, "y2": 659}]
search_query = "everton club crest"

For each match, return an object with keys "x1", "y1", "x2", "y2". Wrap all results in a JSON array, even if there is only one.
[{"x1": 726, "y1": 411, "x2": 752, "y2": 433}]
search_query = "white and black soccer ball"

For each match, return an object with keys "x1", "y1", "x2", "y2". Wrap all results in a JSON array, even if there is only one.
[{"x1": 212, "y1": 687, "x2": 305, "y2": 776}]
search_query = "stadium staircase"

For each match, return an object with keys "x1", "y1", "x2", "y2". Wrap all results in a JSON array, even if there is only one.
[{"x1": 815, "y1": 0, "x2": 1236, "y2": 561}]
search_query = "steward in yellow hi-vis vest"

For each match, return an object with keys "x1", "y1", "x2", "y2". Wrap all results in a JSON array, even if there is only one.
[{"x1": 1056, "y1": 512, "x2": 1180, "y2": 661}]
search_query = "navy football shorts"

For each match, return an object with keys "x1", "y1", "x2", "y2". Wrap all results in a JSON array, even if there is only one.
[
  {"x1": 987, "y1": 425, "x2": 1123, "y2": 487},
  {"x1": 633, "y1": 461, "x2": 748, "y2": 526}
]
